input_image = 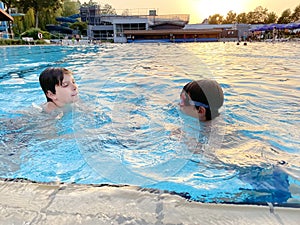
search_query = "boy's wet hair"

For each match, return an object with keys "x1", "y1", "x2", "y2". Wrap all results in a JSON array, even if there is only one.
[
  {"x1": 39, "y1": 67, "x2": 72, "y2": 102},
  {"x1": 183, "y1": 79, "x2": 224, "y2": 120}
]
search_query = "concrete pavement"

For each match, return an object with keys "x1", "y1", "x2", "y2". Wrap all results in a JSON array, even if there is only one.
[{"x1": 0, "y1": 179, "x2": 299, "y2": 225}]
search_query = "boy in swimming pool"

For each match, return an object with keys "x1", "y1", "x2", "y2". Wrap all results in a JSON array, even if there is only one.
[
  {"x1": 179, "y1": 79, "x2": 224, "y2": 121},
  {"x1": 39, "y1": 67, "x2": 79, "y2": 113}
]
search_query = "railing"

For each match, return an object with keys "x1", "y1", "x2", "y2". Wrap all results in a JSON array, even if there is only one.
[{"x1": 0, "y1": 32, "x2": 13, "y2": 39}]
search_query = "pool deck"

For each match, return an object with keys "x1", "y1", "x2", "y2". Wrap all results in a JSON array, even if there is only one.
[{"x1": 0, "y1": 179, "x2": 299, "y2": 225}]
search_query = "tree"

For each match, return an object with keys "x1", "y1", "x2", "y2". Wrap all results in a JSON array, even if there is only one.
[
  {"x1": 208, "y1": 14, "x2": 224, "y2": 24},
  {"x1": 70, "y1": 21, "x2": 87, "y2": 35},
  {"x1": 12, "y1": 9, "x2": 32, "y2": 37},
  {"x1": 81, "y1": 0, "x2": 97, "y2": 7},
  {"x1": 277, "y1": 9, "x2": 292, "y2": 24},
  {"x1": 23, "y1": 8, "x2": 35, "y2": 30},
  {"x1": 247, "y1": 6, "x2": 269, "y2": 24},
  {"x1": 100, "y1": 3, "x2": 116, "y2": 15},
  {"x1": 236, "y1": 12, "x2": 248, "y2": 23},
  {"x1": 38, "y1": 6, "x2": 62, "y2": 30},
  {"x1": 291, "y1": 4, "x2": 300, "y2": 22},
  {"x1": 122, "y1": 9, "x2": 130, "y2": 16},
  {"x1": 265, "y1": 12, "x2": 278, "y2": 24},
  {"x1": 17, "y1": 0, "x2": 63, "y2": 28},
  {"x1": 62, "y1": 0, "x2": 80, "y2": 17},
  {"x1": 223, "y1": 10, "x2": 236, "y2": 24}
]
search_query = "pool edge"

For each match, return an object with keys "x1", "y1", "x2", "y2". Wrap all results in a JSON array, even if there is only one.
[{"x1": 1, "y1": 179, "x2": 300, "y2": 224}]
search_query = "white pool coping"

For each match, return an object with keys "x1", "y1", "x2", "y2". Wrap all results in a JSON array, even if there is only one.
[{"x1": 0, "y1": 179, "x2": 299, "y2": 224}]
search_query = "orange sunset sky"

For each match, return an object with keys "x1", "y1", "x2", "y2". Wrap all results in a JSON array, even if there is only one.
[{"x1": 79, "y1": 0, "x2": 300, "y2": 23}]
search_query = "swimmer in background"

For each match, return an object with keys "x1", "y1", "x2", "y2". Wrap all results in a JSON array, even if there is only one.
[
  {"x1": 179, "y1": 79, "x2": 224, "y2": 121},
  {"x1": 39, "y1": 67, "x2": 79, "y2": 114}
]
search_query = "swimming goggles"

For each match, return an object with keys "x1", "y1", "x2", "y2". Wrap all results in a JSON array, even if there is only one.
[{"x1": 180, "y1": 92, "x2": 209, "y2": 108}]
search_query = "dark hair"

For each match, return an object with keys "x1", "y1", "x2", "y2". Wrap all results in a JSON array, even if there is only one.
[
  {"x1": 182, "y1": 79, "x2": 224, "y2": 120},
  {"x1": 39, "y1": 67, "x2": 72, "y2": 102},
  {"x1": 183, "y1": 81, "x2": 212, "y2": 120}
]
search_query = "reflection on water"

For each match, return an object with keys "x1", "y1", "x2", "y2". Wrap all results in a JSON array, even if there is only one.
[{"x1": 0, "y1": 42, "x2": 299, "y2": 205}]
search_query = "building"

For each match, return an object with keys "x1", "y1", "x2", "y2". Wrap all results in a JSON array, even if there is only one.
[
  {"x1": 123, "y1": 29, "x2": 222, "y2": 43},
  {"x1": 0, "y1": 1, "x2": 14, "y2": 39},
  {"x1": 80, "y1": 5, "x2": 148, "y2": 42},
  {"x1": 81, "y1": 5, "x2": 195, "y2": 43},
  {"x1": 80, "y1": 5, "x2": 247, "y2": 43},
  {"x1": 184, "y1": 23, "x2": 250, "y2": 41}
]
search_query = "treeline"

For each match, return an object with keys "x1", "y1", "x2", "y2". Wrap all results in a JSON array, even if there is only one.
[
  {"x1": 2, "y1": 0, "x2": 300, "y2": 38},
  {"x1": 2, "y1": 0, "x2": 82, "y2": 37},
  {"x1": 207, "y1": 5, "x2": 300, "y2": 24},
  {"x1": 2, "y1": 0, "x2": 117, "y2": 37}
]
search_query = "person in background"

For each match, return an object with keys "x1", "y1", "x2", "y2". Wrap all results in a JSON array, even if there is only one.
[
  {"x1": 39, "y1": 67, "x2": 79, "y2": 113},
  {"x1": 179, "y1": 79, "x2": 224, "y2": 121}
]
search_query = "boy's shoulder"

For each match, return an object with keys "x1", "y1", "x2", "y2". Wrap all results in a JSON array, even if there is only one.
[{"x1": 42, "y1": 102, "x2": 57, "y2": 114}]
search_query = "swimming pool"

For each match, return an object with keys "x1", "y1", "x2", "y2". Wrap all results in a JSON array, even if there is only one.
[{"x1": 0, "y1": 42, "x2": 299, "y2": 206}]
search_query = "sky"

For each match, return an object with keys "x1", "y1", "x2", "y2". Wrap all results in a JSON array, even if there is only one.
[{"x1": 80, "y1": 0, "x2": 300, "y2": 24}]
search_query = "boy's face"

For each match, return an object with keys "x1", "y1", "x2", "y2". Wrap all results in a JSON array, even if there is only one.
[
  {"x1": 179, "y1": 91, "x2": 199, "y2": 118},
  {"x1": 50, "y1": 74, "x2": 79, "y2": 105},
  {"x1": 179, "y1": 91, "x2": 207, "y2": 121}
]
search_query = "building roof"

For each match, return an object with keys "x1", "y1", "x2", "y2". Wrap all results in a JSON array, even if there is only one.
[
  {"x1": 184, "y1": 24, "x2": 233, "y2": 30},
  {"x1": 123, "y1": 29, "x2": 222, "y2": 36},
  {"x1": 0, "y1": 8, "x2": 13, "y2": 21}
]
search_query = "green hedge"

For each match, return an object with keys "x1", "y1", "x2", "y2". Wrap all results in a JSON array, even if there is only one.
[
  {"x1": 0, "y1": 28, "x2": 52, "y2": 45},
  {"x1": 0, "y1": 38, "x2": 48, "y2": 45},
  {"x1": 0, "y1": 39, "x2": 23, "y2": 45},
  {"x1": 20, "y1": 28, "x2": 51, "y2": 40}
]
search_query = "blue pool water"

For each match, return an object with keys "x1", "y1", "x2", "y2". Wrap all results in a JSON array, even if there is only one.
[{"x1": 0, "y1": 43, "x2": 299, "y2": 206}]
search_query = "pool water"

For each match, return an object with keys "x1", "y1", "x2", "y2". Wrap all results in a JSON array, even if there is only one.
[{"x1": 0, "y1": 43, "x2": 299, "y2": 205}]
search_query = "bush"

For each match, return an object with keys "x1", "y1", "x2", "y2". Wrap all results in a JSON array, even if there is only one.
[
  {"x1": 20, "y1": 28, "x2": 51, "y2": 40},
  {"x1": 0, "y1": 38, "x2": 48, "y2": 45},
  {"x1": 0, "y1": 39, "x2": 24, "y2": 45}
]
